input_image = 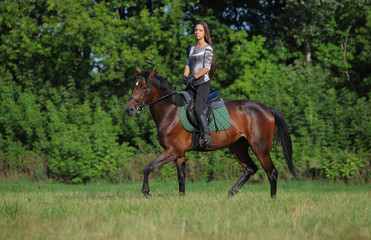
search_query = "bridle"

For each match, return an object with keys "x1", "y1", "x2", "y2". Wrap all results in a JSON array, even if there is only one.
[
  {"x1": 128, "y1": 76, "x2": 152, "y2": 111},
  {"x1": 128, "y1": 75, "x2": 177, "y2": 112}
]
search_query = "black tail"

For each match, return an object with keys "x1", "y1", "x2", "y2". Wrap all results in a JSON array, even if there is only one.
[{"x1": 269, "y1": 107, "x2": 299, "y2": 180}]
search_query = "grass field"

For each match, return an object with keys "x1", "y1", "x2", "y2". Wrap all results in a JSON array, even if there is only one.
[{"x1": 0, "y1": 180, "x2": 369, "y2": 240}]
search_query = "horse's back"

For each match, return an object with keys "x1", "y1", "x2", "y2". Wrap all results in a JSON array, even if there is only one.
[
  {"x1": 225, "y1": 99, "x2": 274, "y2": 119},
  {"x1": 225, "y1": 99, "x2": 275, "y2": 138}
]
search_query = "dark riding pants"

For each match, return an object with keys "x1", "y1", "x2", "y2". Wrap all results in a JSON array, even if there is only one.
[{"x1": 187, "y1": 81, "x2": 211, "y2": 116}]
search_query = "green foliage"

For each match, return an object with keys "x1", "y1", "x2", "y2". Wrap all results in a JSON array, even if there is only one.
[{"x1": 0, "y1": 0, "x2": 369, "y2": 183}]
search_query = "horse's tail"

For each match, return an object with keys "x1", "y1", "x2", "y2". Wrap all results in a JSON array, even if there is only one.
[{"x1": 268, "y1": 106, "x2": 299, "y2": 180}]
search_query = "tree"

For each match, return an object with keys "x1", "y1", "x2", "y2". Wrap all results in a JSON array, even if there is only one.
[{"x1": 0, "y1": 0, "x2": 369, "y2": 182}]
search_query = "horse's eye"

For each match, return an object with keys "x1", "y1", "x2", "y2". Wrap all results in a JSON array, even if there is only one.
[{"x1": 142, "y1": 87, "x2": 147, "y2": 90}]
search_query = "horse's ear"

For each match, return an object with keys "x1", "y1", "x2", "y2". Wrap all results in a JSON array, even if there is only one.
[
  {"x1": 136, "y1": 65, "x2": 142, "y2": 75},
  {"x1": 149, "y1": 67, "x2": 157, "y2": 80}
]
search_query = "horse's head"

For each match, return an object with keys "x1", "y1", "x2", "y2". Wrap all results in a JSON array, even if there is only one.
[{"x1": 125, "y1": 66, "x2": 157, "y2": 116}]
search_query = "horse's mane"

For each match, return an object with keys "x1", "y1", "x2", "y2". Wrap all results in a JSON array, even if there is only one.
[{"x1": 141, "y1": 71, "x2": 185, "y2": 107}]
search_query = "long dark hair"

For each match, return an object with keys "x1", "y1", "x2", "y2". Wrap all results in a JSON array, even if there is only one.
[{"x1": 195, "y1": 21, "x2": 216, "y2": 79}]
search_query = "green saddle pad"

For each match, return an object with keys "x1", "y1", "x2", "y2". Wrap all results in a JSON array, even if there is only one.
[{"x1": 180, "y1": 105, "x2": 230, "y2": 132}]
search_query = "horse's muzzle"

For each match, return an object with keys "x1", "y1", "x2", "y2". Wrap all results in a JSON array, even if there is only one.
[{"x1": 125, "y1": 104, "x2": 137, "y2": 117}]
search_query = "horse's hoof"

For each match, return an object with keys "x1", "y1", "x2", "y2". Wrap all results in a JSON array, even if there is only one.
[
  {"x1": 228, "y1": 191, "x2": 238, "y2": 198},
  {"x1": 142, "y1": 190, "x2": 152, "y2": 198}
]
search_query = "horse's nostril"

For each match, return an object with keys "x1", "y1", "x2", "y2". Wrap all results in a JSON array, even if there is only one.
[{"x1": 126, "y1": 106, "x2": 135, "y2": 115}]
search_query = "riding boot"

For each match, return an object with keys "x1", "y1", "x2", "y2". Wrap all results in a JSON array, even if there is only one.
[{"x1": 197, "y1": 113, "x2": 213, "y2": 147}]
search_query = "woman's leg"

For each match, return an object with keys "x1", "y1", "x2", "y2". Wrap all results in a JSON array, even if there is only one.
[{"x1": 194, "y1": 81, "x2": 213, "y2": 147}]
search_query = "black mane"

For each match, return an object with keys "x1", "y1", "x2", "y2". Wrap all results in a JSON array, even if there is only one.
[{"x1": 140, "y1": 71, "x2": 185, "y2": 107}]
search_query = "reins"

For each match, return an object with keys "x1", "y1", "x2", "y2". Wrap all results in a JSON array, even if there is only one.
[
  {"x1": 129, "y1": 76, "x2": 180, "y2": 111},
  {"x1": 144, "y1": 81, "x2": 182, "y2": 108},
  {"x1": 143, "y1": 91, "x2": 177, "y2": 108}
]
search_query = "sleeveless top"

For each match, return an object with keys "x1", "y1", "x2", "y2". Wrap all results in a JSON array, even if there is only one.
[{"x1": 186, "y1": 44, "x2": 213, "y2": 86}]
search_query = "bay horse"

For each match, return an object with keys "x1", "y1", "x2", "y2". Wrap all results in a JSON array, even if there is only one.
[{"x1": 126, "y1": 67, "x2": 298, "y2": 198}]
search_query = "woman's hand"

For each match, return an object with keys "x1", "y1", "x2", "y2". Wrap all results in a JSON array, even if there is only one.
[
  {"x1": 177, "y1": 75, "x2": 187, "y2": 85},
  {"x1": 185, "y1": 75, "x2": 196, "y2": 85}
]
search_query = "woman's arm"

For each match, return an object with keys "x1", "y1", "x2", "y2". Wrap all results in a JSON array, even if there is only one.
[
  {"x1": 193, "y1": 67, "x2": 209, "y2": 79},
  {"x1": 183, "y1": 66, "x2": 190, "y2": 77}
]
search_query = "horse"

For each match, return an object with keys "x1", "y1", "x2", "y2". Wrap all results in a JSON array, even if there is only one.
[{"x1": 125, "y1": 66, "x2": 298, "y2": 198}]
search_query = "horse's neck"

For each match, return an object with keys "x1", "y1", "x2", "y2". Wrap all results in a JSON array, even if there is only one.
[{"x1": 149, "y1": 89, "x2": 177, "y2": 128}]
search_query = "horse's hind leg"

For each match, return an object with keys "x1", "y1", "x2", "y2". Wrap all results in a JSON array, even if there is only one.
[
  {"x1": 228, "y1": 138, "x2": 258, "y2": 197},
  {"x1": 251, "y1": 145, "x2": 278, "y2": 198}
]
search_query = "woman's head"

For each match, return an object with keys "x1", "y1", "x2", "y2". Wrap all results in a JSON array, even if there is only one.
[
  {"x1": 194, "y1": 21, "x2": 216, "y2": 79},
  {"x1": 194, "y1": 21, "x2": 212, "y2": 45}
]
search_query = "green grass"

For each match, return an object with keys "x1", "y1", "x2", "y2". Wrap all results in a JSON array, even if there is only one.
[{"x1": 0, "y1": 181, "x2": 369, "y2": 240}]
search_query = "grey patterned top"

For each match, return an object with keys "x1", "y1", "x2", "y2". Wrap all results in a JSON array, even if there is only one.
[{"x1": 186, "y1": 44, "x2": 213, "y2": 86}]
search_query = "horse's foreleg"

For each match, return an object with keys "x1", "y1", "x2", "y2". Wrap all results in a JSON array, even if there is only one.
[
  {"x1": 142, "y1": 149, "x2": 177, "y2": 197},
  {"x1": 176, "y1": 157, "x2": 186, "y2": 196}
]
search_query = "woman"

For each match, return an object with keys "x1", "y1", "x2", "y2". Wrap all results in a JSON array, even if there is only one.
[{"x1": 178, "y1": 21, "x2": 216, "y2": 148}]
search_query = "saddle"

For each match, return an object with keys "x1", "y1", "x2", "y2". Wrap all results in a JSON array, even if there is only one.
[{"x1": 178, "y1": 90, "x2": 224, "y2": 128}]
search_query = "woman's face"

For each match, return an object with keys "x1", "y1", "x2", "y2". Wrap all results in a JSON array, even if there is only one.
[{"x1": 194, "y1": 24, "x2": 205, "y2": 41}]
